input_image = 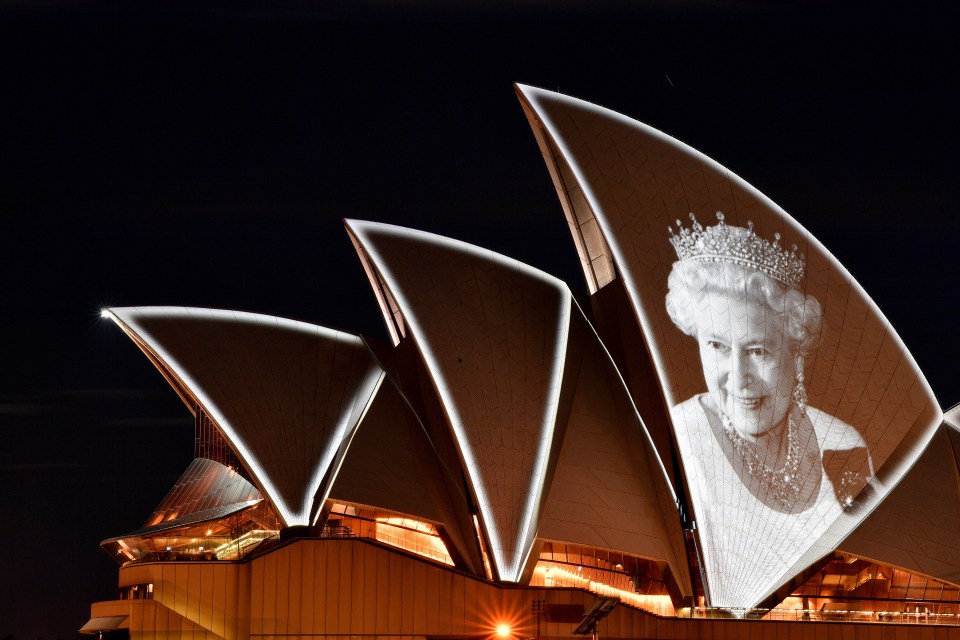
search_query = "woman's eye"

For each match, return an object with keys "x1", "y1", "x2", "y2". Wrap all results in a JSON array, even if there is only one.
[
  {"x1": 747, "y1": 347, "x2": 767, "y2": 357},
  {"x1": 706, "y1": 341, "x2": 728, "y2": 352}
]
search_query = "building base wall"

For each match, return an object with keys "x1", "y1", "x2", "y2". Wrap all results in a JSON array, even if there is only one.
[{"x1": 88, "y1": 538, "x2": 960, "y2": 639}]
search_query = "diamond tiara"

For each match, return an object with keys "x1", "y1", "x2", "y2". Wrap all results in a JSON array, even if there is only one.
[{"x1": 668, "y1": 212, "x2": 805, "y2": 288}]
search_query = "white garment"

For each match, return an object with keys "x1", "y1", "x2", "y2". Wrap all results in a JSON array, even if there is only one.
[{"x1": 671, "y1": 394, "x2": 869, "y2": 610}]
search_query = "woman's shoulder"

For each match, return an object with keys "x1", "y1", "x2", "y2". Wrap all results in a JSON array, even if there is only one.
[
  {"x1": 671, "y1": 394, "x2": 708, "y2": 421},
  {"x1": 807, "y1": 407, "x2": 867, "y2": 452},
  {"x1": 806, "y1": 407, "x2": 876, "y2": 505},
  {"x1": 670, "y1": 394, "x2": 715, "y2": 438}
]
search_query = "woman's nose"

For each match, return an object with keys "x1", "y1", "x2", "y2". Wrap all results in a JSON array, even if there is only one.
[{"x1": 726, "y1": 353, "x2": 754, "y2": 390}]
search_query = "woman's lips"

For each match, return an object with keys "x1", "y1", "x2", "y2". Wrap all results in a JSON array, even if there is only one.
[{"x1": 729, "y1": 395, "x2": 762, "y2": 409}]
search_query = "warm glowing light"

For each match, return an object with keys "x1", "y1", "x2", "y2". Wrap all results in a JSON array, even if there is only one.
[
  {"x1": 495, "y1": 624, "x2": 511, "y2": 638},
  {"x1": 205, "y1": 529, "x2": 213, "y2": 536},
  {"x1": 533, "y1": 561, "x2": 674, "y2": 617},
  {"x1": 212, "y1": 529, "x2": 278, "y2": 560},
  {"x1": 372, "y1": 516, "x2": 454, "y2": 566}
]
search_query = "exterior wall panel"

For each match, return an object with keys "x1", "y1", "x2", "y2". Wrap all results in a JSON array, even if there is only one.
[
  {"x1": 426, "y1": 562, "x2": 440, "y2": 636},
  {"x1": 438, "y1": 561, "x2": 453, "y2": 634},
  {"x1": 249, "y1": 555, "x2": 263, "y2": 637},
  {"x1": 211, "y1": 562, "x2": 224, "y2": 635},
  {"x1": 325, "y1": 540, "x2": 341, "y2": 634},
  {"x1": 302, "y1": 536, "x2": 317, "y2": 633},
  {"x1": 269, "y1": 549, "x2": 282, "y2": 637},
  {"x1": 275, "y1": 541, "x2": 290, "y2": 636},
  {"x1": 359, "y1": 543, "x2": 376, "y2": 635},
  {"x1": 375, "y1": 543, "x2": 391, "y2": 635},
  {"x1": 288, "y1": 542, "x2": 304, "y2": 635},
  {"x1": 187, "y1": 562, "x2": 202, "y2": 626}
]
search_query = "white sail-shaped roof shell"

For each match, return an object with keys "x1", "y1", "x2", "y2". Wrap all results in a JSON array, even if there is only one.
[
  {"x1": 346, "y1": 220, "x2": 571, "y2": 582},
  {"x1": 104, "y1": 307, "x2": 384, "y2": 528},
  {"x1": 516, "y1": 83, "x2": 942, "y2": 609}
]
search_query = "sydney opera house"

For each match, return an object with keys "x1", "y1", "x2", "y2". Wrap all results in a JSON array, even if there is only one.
[{"x1": 82, "y1": 85, "x2": 960, "y2": 638}]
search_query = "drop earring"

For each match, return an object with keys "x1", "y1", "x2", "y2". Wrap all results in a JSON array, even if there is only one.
[{"x1": 793, "y1": 355, "x2": 808, "y2": 415}]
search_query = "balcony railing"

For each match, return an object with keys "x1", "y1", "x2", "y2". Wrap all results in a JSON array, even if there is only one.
[{"x1": 693, "y1": 605, "x2": 960, "y2": 625}]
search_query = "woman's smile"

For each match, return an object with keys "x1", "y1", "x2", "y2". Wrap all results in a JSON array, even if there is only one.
[{"x1": 732, "y1": 395, "x2": 762, "y2": 409}]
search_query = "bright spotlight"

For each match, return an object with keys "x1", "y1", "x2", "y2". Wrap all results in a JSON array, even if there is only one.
[
  {"x1": 100, "y1": 308, "x2": 112, "y2": 319},
  {"x1": 495, "y1": 624, "x2": 511, "y2": 638}
]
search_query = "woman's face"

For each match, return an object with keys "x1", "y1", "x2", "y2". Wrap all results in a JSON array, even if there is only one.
[{"x1": 696, "y1": 289, "x2": 797, "y2": 438}]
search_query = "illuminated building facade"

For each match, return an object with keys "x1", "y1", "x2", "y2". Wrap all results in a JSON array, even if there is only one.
[{"x1": 82, "y1": 86, "x2": 960, "y2": 638}]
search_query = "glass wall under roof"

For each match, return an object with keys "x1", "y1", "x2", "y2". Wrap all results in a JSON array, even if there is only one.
[
  {"x1": 530, "y1": 541, "x2": 676, "y2": 617},
  {"x1": 688, "y1": 552, "x2": 960, "y2": 624},
  {"x1": 767, "y1": 553, "x2": 960, "y2": 624},
  {"x1": 102, "y1": 500, "x2": 281, "y2": 564},
  {"x1": 326, "y1": 502, "x2": 454, "y2": 567}
]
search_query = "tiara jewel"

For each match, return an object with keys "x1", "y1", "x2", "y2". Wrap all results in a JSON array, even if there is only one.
[{"x1": 668, "y1": 212, "x2": 805, "y2": 288}]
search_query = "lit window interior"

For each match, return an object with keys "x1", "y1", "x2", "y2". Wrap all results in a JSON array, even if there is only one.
[
  {"x1": 327, "y1": 502, "x2": 454, "y2": 566},
  {"x1": 763, "y1": 553, "x2": 960, "y2": 623},
  {"x1": 119, "y1": 583, "x2": 154, "y2": 600},
  {"x1": 531, "y1": 542, "x2": 675, "y2": 617},
  {"x1": 102, "y1": 501, "x2": 281, "y2": 564}
]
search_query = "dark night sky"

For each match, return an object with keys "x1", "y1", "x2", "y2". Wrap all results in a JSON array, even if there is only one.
[{"x1": 0, "y1": 2, "x2": 956, "y2": 637}]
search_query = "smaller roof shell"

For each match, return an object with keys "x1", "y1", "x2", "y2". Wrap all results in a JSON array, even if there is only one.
[{"x1": 104, "y1": 307, "x2": 385, "y2": 528}]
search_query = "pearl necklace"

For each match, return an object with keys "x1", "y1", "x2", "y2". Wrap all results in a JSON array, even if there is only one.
[{"x1": 719, "y1": 405, "x2": 802, "y2": 508}]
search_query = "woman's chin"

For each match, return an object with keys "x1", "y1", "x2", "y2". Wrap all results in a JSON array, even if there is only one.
[{"x1": 726, "y1": 407, "x2": 771, "y2": 438}]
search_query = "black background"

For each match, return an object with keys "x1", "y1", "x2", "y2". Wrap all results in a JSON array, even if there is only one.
[{"x1": 0, "y1": 2, "x2": 956, "y2": 637}]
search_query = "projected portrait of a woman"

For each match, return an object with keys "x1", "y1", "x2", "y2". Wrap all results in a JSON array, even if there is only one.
[{"x1": 666, "y1": 213, "x2": 873, "y2": 515}]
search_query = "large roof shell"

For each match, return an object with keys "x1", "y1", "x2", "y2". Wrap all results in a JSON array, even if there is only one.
[
  {"x1": 516, "y1": 83, "x2": 942, "y2": 609},
  {"x1": 346, "y1": 220, "x2": 572, "y2": 582}
]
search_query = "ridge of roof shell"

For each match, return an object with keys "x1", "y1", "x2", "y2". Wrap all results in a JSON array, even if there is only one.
[
  {"x1": 104, "y1": 306, "x2": 386, "y2": 529},
  {"x1": 103, "y1": 306, "x2": 367, "y2": 344},
  {"x1": 344, "y1": 219, "x2": 568, "y2": 290}
]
